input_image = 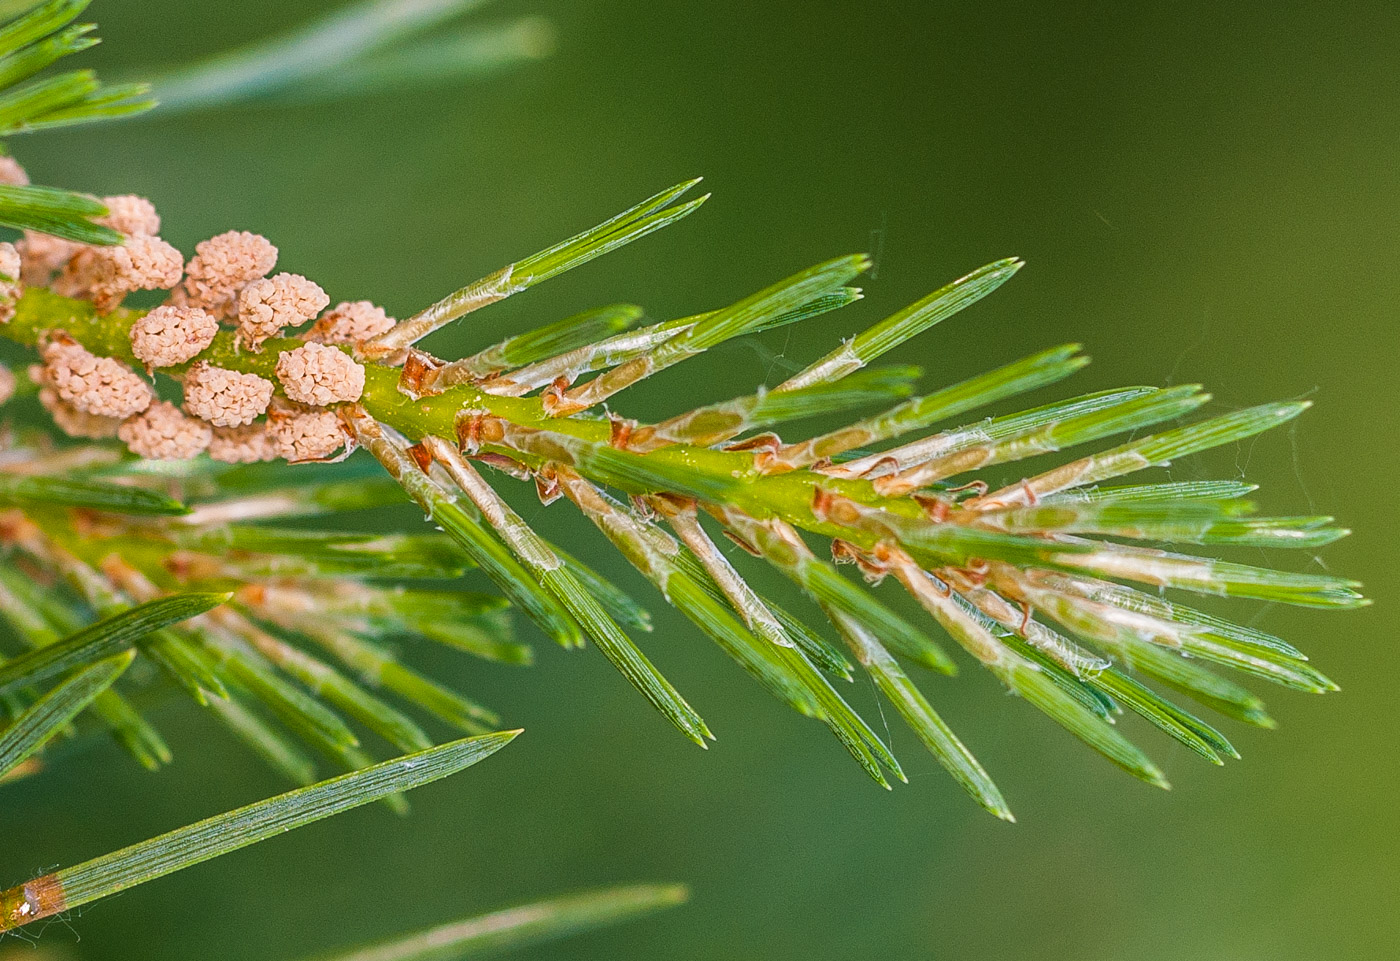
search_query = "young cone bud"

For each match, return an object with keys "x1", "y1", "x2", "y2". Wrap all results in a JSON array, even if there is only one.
[
  {"x1": 175, "y1": 230, "x2": 278, "y2": 318},
  {"x1": 98, "y1": 196, "x2": 160, "y2": 237},
  {"x1": 182, "y1": 362, "x2": 274, "y2": 427},
  {"x1": 275, "y1": 343, "x2": 365, "y2": 406},
  {"x1": 58, "y1": 236, "x2": 184, "y2": 313},
  {"x1": 237, "y1": 273, "x2": 329, "y2": 349},
  {"x1": 307, "y1": 300, "x2": 395, "y2": 345},
  {"x1": 267, "y1": 399, "x2": 347, "y2": 462},
  {"x1": 118, "y1": 401, "x2": 212, "y2": 460},
  {"x1": 37, "y1": 387, "x2": 121, "y2": 439},
  {"x1": 41, "y1": 336, "x2": 152, "y2": 419},
  {"x1": 129, "y1": 305, "x2": 219, "y2": 369},
  {"x1": 209, "y1": 423, "x2": 278, "y2": 464}
]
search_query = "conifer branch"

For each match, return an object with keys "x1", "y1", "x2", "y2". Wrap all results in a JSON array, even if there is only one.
[
  {"x1": 0, "y1": 6, "x2": 1366, "y2": 942},
  {"x1": 0, "y1": 176, "x2": 1364, "y2": 818}
]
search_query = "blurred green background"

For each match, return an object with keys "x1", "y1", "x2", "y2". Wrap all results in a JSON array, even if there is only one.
[{"x1": 4, "y1": 1, "x2": 1397, "y2": 959}]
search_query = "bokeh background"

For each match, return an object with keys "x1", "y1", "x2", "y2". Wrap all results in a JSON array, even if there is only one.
[{"x1": 4, "y1": 1, "x2": 1398, "y2": 959}]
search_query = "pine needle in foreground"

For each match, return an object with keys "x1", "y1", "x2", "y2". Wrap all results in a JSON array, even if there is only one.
[{"x1": 0, "y1": 731, "x2": 521, "y2": 932}]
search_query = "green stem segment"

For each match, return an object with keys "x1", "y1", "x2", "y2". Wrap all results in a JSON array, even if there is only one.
[{"x1": 2, "y1": 287, "x2": 927, "y2": 556}]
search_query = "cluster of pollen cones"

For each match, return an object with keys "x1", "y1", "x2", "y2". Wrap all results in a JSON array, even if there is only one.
[{"x1": 0, "y1": 160, "x2": 394, "y2": 464}]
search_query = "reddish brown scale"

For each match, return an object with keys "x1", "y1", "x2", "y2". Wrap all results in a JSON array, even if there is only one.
[
  {"x1": 753, "y1": 457, "x2": 796, "y2": 474},
  {"x1": 0, "y1": 875, "x2": 68, "y2": 931},
  {"x1": 810, "y1": 485, "x2": 862, "y2": 527},
  {"x1": 454, "y1": 416, "x2": 480, "y2": 453},
  {"x1": 608, "y1": 415, "x2": 636, "y2": 450},
  {"x1": 856, "y1": 455, "x2": 902, "y2": 479},
  {"x1": 960, "y1": 558, "x2": 992, "y2": 588},
  {"x1": 406, "y1": 442, "x2": 433, "y2": 474},
  {"x1": 731, "y1": 433, "x2": 788, "y2": 473},
  {"x1": 454, "y1": 409, "x2": 505, "y2": 453},
  {"x1": 541, "y1": 395, "x2": 588, "y2": 417},
  {"x1": 456, "y1": 414, "x2": 490, "y2": 456},
  {"x1": 480, "y1": 415, "x2": 505, "y2": 446},
  {"x1": 830, "y1": 537, "x2": 857, "y2": 564},
  {"x1": 398, "y1": 348, "x2": 444, "y2": 398},
  {"x1": 831, "y1": 538, "x2": 889, "y2": 583},
  {"x1": 468, "y1": 451, "x2": 532, "y2": 481},
  {"x1": 869, "y1": 541, "x2": 897, "y2": 565},
  {"x1": 539, "y1": 375, "x2": 575, "y2": 415},
  {"x1": 913, "y1": 492, "x2": 953, "y2": 523},
  {"x1": 534, "y1": 471, "x2": 563, "y2": 505},
  {"x1": 724, "y1": 432, "x2": 782, "y2": 454}
]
